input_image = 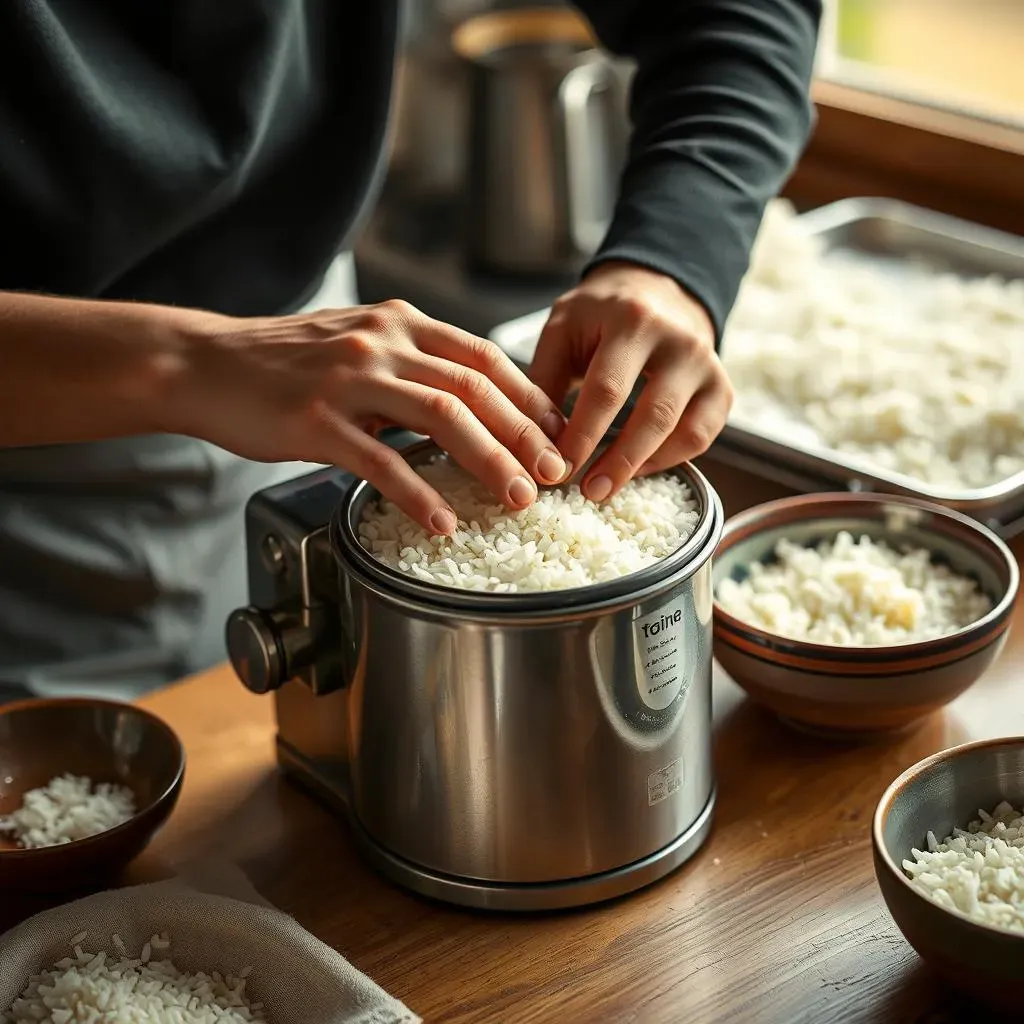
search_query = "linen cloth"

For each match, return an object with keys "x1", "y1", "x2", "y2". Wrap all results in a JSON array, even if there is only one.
[{"x1": 0, "y1": 860, "x2": 420, "y2": 1024}]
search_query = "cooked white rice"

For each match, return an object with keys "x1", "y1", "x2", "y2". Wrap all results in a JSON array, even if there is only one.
[
  {"x1": 0, "y1": 773, "x2": 136, "y2": 849},
  {"x1": 2, "y1": 932, "x2": 265, "y2": 1024},
  {"x1": 359, "y1": 458, "x2": 700, "y2": 592},
  {"x1": 715, "y1": 530, "x2": 992, "y2": 645},
  {"x1": 903, "y1": 801, "x2": 1024, "y2": 934},
  {"x1": 722, "y1": 200, "x2": 1024, "y2": 490}
]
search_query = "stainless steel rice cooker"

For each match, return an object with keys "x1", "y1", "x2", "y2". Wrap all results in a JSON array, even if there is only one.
[{"x1": 226, "y1": 433, "x2": 723, "y2": 910}]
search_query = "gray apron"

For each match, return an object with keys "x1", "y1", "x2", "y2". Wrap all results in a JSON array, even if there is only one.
[{"x1": 0, "y1": 255, "x2": 356, "y2": 701}]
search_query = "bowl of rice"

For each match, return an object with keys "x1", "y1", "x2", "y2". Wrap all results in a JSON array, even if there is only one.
[
  {"x1": 712, "y1": 493, "x2": 1018, "y2": 736},
  {"x1": 873, "y1": 737, "x2": 1024, "y2": 1006},
  {"x1": 0, "y1": 698, "x2": 185, "y2": 891}
]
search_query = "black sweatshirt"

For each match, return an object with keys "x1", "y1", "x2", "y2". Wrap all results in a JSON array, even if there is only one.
[{"x1": 0, "y1": 1, "x2": 820, "y2": 339}]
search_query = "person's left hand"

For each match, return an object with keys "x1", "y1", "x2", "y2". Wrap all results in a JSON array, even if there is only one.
[{"x1": 529, "y1": 261, "x2": 733, "y2": 502}]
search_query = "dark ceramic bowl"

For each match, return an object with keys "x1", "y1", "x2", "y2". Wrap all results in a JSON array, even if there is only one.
[
  {"x1": 873, "y1": 737, "x2": 1024, "y2": 1006},
  {"x1": 712, "y1": 493, "x2": 1018, "y2": 737},
  {"x1": 0, "y1": 698, "x2": 185, "y2": 892}
]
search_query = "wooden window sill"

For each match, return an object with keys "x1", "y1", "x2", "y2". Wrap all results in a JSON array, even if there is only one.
[{"x1": 785, "y1": 81, "x2": 1024, "y2": 236}]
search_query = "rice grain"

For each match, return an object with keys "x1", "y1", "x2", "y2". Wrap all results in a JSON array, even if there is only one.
[
  {"x1": 715, "y1": 530, "x2": 991, "y2": 645},
  {"x1": 359, "y1": 458, "x2": 701, "y2": 593},
  {"x1": 723, "y1": 201, "x2": 1024, "y2": 490},
  {"x1": 903, "y1": 801, "x2": 1024, "y2": 934},
  {"x1": 2, "y1": 932, "x2": 265, "y2": 1024},
  {"x1": 0, "y1": 773, "x2": 136, "y2": 849}
]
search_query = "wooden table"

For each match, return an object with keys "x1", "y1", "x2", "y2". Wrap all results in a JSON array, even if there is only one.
[{"x1": 88, "y1": 461, "x2": 1024, "y2": 1021}]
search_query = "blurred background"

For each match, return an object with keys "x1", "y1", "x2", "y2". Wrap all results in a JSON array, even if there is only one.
[
  {"x1": 827, "y1": 0, "x2": 1023, "y2": 124},
  {"x1": 352, "y1": 0, "x2": 1024, "y2": 344}
]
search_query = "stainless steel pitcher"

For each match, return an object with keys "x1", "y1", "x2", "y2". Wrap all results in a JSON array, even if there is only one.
[{"x1": 453, "y1": 8, "x2": 630, "y2": 278}]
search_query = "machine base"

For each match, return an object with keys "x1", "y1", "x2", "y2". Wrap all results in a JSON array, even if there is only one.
[{"x1": 277, "y1": 737, "x2": 716, "y2": 911}]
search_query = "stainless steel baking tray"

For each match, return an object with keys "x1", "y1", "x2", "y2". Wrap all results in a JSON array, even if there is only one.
[
  {"x1": 489, "y1": 198, "x2": 1024, "y2": 537},
  {"x1": 715, "y1": 197, "x2": 1024, "y2": 537}
]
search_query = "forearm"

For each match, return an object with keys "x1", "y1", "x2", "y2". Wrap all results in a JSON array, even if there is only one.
[
  {"x1": 0, "y1": 291, "x2": 206, "y2": 447},
  {"x1": 574, "y1": 0, "x2": 821, "y2": 341}
]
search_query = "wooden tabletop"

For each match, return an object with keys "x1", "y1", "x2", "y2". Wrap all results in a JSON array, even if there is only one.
[{"x1": 119, "y1": 458, "x2": 1024, "y2": 1023}]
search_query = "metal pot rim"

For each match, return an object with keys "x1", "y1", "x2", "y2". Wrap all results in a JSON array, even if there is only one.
[{"x1": 330, "y1": 439, "x2": 723, "y2": 618}]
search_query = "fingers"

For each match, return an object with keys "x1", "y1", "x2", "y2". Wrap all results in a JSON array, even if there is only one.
[
  {"x1": 363, "y1": 379, "x2": 542, "y2": 512},
  {"x1": 556, "y1": 332, "x2": 649, "y2": 485},
  {"x1": 418, "y1": 320, "x2": 566, "y2": 442},
  {"x1": 582, "y1": 372, "x2": 698, "y2": 500},
  {"x1": 328, "y1": 299, "x2": 729, "y2": 526},
  {"x1": 637, "y1": 380, "x2": 734, "y2": 477},
  {"x1": 407, "y1": 354, "x2": 566, "y2": 486},
  {"x1": 528, "y1": 314, "x2": 576, "y2": 412},
  {"x1": 335, "y1": 422, "x2": 458, "y2": 536}
]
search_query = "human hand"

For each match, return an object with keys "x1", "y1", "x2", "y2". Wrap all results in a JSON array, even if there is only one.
[
  {"x1": 529, "y1": 261, "x2": 733, "y2": 501},
  {"x1": 171, "y1": 300, "x2": 567, "y2": 534}
]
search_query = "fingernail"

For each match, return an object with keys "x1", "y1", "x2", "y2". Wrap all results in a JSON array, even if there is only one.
[
  {"x1": 508, "y1": 476, "x2": 536, "y2": 506},
  {"x1": 536, "y1": 448, "x2": 565, "y2": 484},
  {"x1": 560, "y1": 460, "x2": 574, "y2": 484},
  {"x1": 430, "y1": 508, "x2": 457, "y2": 535},
  {"x1": 541, "y1": 411, "x2": 564, "y2": 440},
  {"x1": 586, "y1": 475, "x2": 612, "y2": 502}
]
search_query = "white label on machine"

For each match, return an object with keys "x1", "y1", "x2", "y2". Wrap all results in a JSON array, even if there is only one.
[
  {"x1": 634, "y1": 594, "x2": 688, "y2": 711},
  {"x1": 647, "y1": 758, "x2": 683, "y2": 807}
]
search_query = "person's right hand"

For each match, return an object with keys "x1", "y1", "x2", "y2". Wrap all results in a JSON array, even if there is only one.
[{"x1": 170, "y1": 299, "x2": 568, "y2": 535}]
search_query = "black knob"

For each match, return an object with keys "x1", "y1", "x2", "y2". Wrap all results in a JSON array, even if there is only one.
[
  {"x1": 226, "y1": 607, "x2": 284, "y2": 694},
  {"x1": 226, "y1": 604, "x2": 316, "y2": 694}
]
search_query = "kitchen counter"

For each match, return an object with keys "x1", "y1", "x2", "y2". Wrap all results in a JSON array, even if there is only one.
[{"x1": 78, "y1": 460, "x2": 1024, "y2": 1021}]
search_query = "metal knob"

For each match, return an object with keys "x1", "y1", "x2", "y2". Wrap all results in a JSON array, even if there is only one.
[{"x1": 226, "y1": 606, "x2": 312, "y2": 695}]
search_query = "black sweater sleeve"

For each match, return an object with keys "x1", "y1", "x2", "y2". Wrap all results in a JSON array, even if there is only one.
[{"x1": 573, "y1": 0, "x2": 821, "y2": 342}]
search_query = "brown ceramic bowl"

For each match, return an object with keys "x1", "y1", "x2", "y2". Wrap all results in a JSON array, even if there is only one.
[
  {"x1": 873, "y1": 737, "x2": 1024, "y2": 1006},
  {"x1": 0, "y1": 698, "x2": 185, "y2": 892},
  {"x1": 712, "y1": 493, "x2": 1018, "y2": 737}
]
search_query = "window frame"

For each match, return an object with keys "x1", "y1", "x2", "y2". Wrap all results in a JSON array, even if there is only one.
[
  {"x1": 585, "y1": 1, "x2": 1024, "y2": 235},
  {"x1": 786, "y1": 76, "x2": 1024, "y2": 236}
]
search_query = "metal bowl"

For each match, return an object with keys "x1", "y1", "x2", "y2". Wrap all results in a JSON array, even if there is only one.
[
  {"x1": 873, "y1": 737, "x2": 1024, "y2": 1006},
  {"x1": 712, "y1": 493, "x2": 1019, "y2": 737},
  {"x1": 0, "y1": 698, "x2": 185, "y2": 892}
]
